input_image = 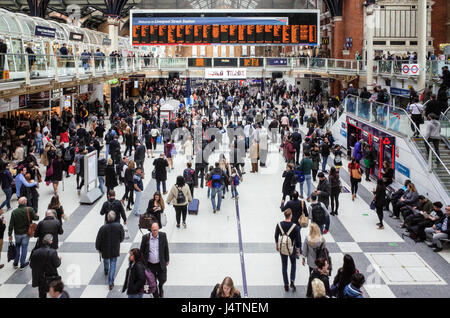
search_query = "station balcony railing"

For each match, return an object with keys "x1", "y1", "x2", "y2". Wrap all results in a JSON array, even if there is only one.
[{"x1": 0, "y1": 54, "x2": 449, "y2": 85}]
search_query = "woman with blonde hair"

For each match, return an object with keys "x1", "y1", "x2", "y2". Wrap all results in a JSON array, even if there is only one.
[
  {"x1": 302, "y1": 222, "x2": 326, "y2": 274},
  {"x1": 311, "y1": 278, "x2": 329, "y2": 298},
  {"x1": 210, "y1": 277, "x2": 241, "y2": 298}
]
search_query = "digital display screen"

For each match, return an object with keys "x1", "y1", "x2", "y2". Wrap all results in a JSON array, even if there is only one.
[
  {"x1": 131, "y1": 12, "x2": 319, "y2": 45},
  {"x1": 239, "y1": 58, "x2": 264, "y2": 67},
  {"x1": 188, "y1": 58, "x2": 213, "y2": 67}
]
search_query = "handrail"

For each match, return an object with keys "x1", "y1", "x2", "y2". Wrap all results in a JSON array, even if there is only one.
[{"x1": 345, "y1": 95, "x2": 450, "y2": 179}]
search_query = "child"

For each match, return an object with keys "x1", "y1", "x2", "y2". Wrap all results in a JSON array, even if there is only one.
[{"x1": 230, "y1": 168, "x2": 241, "y2": 200}]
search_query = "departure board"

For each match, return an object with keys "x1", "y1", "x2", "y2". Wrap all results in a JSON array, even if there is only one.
[
  {"x1": 188, "y1": 58, "x2": 213, "y2": 67},
  {"x1": 131, "y1": 10, "x2": 319, "y2": 45},
  {"x1": 239, "y1": 58, "x2": 264, "y2": 67}
]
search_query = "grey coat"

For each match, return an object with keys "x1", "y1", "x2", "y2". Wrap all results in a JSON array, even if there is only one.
[{"x1": 302, "y1": 236, "x2": 326, "y2": 269}]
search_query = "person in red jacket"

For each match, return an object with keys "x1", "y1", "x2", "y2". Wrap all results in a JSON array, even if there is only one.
[{"x1": 285, "y1": 137, "x2": 296, "y2": 163}]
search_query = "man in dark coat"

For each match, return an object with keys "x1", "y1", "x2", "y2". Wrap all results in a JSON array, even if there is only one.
[
  {"x1": 30, "y1": 234, "x2": 61, "y2": 298},
  {"x1": 95, "y1": 211, "x2": 125, "y2": 290},
  {"x1": 291, "y1": 128, "x2": 303, "y2": 165},
  {"x1": 49, "y1": 280, "x2": 70, "y2": 298},
  {"x1": 153, "y1": 153, "x2": 169, "y2": 194},
  {"x1": 134, "y1": 141, "x2": 146, "y2": 170},
  {"x1": 316, "y1": 172, "x2": 331, "y2": 209},
  {"x1": 140, "y1": 222, "x2": 169, "y2": 298},
  {"x1": 34, "y1": 210, "x2": 64, "y2": 250},
  {"x1": 100, "y1": 190, "x2": 127, "y2": 224},
  {"x1": 109, "y1": 135, "x2": 121, "y2": 165}
]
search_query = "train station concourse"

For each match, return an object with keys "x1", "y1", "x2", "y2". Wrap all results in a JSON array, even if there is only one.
[{"x1": 0, "y1": 0, "x2": 448, "y2": 305}]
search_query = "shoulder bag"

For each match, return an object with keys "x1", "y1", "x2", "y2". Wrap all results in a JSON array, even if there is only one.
[
  {"x1": 26, "y1": 207, "x2": 37, "y2": 237},
  {"x1": 298, "y1": 200, "x2": 309, "y2": 228}
]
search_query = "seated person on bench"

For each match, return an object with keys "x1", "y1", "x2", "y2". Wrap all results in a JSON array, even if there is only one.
[
  {"x1": 387, "y1": 179, "x2": 411, "y2": 212},
  {"x1": 406, "y1": 201, "x2": 443, "y2": 242},
  {"x1": 425, "y1": 205, "x2": 450, "y2": 252},
  {"x1": 401, "y1": 195, "x2": 433, "y2": 228},
  {"x1": 390, "y1": 182, "x2": 418, "y2": 219}
]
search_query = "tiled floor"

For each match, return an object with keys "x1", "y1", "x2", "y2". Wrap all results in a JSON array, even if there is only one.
[{"x1": 0, "y1": 112, "x2": 449, "y2": 298}]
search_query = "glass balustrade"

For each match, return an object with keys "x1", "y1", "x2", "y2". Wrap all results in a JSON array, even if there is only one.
[{"x1": 0, "y1": 54, "x2": 447, "y2": 84}]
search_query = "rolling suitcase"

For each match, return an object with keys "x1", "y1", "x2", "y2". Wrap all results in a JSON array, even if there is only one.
[{"x1": 188, "y1": 199, "x2": 199, "y2": 215}]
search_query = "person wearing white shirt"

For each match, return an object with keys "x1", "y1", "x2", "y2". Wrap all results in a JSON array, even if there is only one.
[{"x1": 407, "y1": 98, "x2": 424, "y2": 137}]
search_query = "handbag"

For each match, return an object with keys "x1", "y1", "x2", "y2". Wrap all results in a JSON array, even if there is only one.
[
  {"x1": 46, "y1": 162, "x2": 54, "y2": 177},
  {"x1": 151, "y1": 169, "x2": 156, "y2": 179},
  {"x1": 161, "y1": 212, "x2": 167, "y2": 227},
  {"x1": 123, "y1": 224, "x2": 130, "y2": 239},
  {"x1": 7, "y1": 241, "x2": 16, "y2": 262},
  {"x1": 26, "y1": 207, "x2": 37, "y2": 237},
  {"x1": 370, "y1": 200, "x2": 376, "y2": 210},
  {"x1": 298, "y1": 200, "x2": 309, "y2": 228}
]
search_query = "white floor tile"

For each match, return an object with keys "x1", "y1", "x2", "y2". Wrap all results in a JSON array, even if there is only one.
[
  {"x1": 336, "y1": 242, "x2": 363, "y2": 253},
  {"x1": 165, "y1": 253, "x2": 242, "y2": 287},
  {"x1": 405, "y1": 267, "x2": 442, "y2": 283},
  {"x1": 80, "y1": 285, "x2": 111, "y2": 298},
  {"x1": 364, "y1": 284, "x2": 396, "y2": 298},
  {"x1": 0, "y1": 284, "x2": 26, "y2": 298}
]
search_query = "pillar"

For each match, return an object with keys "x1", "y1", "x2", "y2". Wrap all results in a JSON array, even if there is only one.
[
  {"x1": 365, "y1": 4, "x2": 375, "y2": 89},
  {"x1": 417, "y1": 0, "x2": 427, "y2": 90},
  {"x1": 107, "y1": 17, "x2": 120, "y2": 53},
  {"x1": 332, "y1": 16, "x2": 344, "y2": 59}
]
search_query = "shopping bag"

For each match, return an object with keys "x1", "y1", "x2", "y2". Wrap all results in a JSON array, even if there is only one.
[
  {"x1": 161, "y1": 213, "x2": 167, "y2": 227},
  {"x1": 123, "y1": 224, "x2": 130, "y2": 239},
  {"x1": 68, "y1": 165, "x2": 76, "y2": 175}
]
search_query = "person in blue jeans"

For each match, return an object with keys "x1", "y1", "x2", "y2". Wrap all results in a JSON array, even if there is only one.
[
  {"x1": 0, "y1": 164, "x2": 13, "y2": 210},
  {"x1": 95, "y1": 211, "x2": 125, "y2": 290},
  {"x1": 298, "y1": 152, "x2": 313, "y2": 201},
  {"x1": 320, "y1": 137, "x2": 331, "y2": 173},
  {"x1": 8, "y1": 197, "x2": 39, "y2": 269},
  {"x1": 274, "y1": 209, "x2": 301, "y2": 291},
  {"x1": 132, "y1": 168, "x2": 144, "y2": 216},
  {"x1": 208, "y1": 163, "x2": 224, "y2": 213}
]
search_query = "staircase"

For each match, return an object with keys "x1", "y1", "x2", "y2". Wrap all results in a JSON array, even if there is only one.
[{"x1": 413, "y1": 137, "x2": 450, "y2": 196}]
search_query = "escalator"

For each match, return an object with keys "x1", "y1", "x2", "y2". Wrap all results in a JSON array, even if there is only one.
[{"x1": 412, "y1": 137, "x2": 450, "y2": 196}]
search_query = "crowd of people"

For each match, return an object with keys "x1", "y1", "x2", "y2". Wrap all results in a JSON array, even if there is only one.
[{"x1": 0, "y1": 74, "x2": 448, "y2": 299}]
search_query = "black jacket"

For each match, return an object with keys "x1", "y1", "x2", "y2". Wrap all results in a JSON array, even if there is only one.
[
  {"x1": 105, "y1": 165, "x2": 118, "y2": 189},
  {"x1": 374, "y1": 185, "x2": 387, "y2": 208},
  {"x1": 30, "y1": 246, "x2": 61, "y2": 288},
  {"x1": 98, "y1": 158, "x2": 107, "y2": 177},
  {"x1": 34, "y1": 216, "x2": 64, "y2": 249},
  {"x1": 281, "y1": 199, "x2": 307, "y2": 226},
  {"x1": 306, "y1": 269, "x2": 331, "y2": 298},
  {"x1": 140, "y1": 232, "x2": 170, "y2": 271},
  {"x1": 100, "y1": 198, "x2": 127, "y2": 224},
  {"x1": 291, "y1": 132, "x2": 302, "y2": 147},
  {"x1": 210, "y1": 284, "x2": 241, "y2": 298},
  {"x1": 95, "y1": 222, "x2": 125, "y2": 259},
  {"x1": 153, "y1": 158, "x2": 168, "y2": 181},
  {"x1": 282, "y1": 170, "x2": 295, "y2": 194},
  {"x1": 134, "y1": 145, "x2": 146, "y2": 161},
  {"x1": 316, "y1": 179, "x2": 331, "y2": 207},
  {"x1": 122, "y1": 261, "x2": 146, "y2": 295}
]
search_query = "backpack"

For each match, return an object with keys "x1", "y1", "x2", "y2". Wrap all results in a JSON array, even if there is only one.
[
  {"x1": 64, "y1": 147, "x2": 72, "y2": 161},
  {"x1": 277, "y1": 223, "x2": 296, "y2": 256},
  {"x1": 211, "y1": 173, "x2": 222, "y2": 189},
  {"x1": 314, "y1": 241, "x2": 333, "y2": 274},
  {"x1": 311, "y1": 203, "x2": 326, "y2": 226},
  {"x1": 183, "y1": 168, "x2": 194, "y2": 184},
  {"x1": 232, "y1": 175, "x2": 240, "y2": 186},
  {"x1": 176, "y1": 186, "x2": 186, "y2": 204}
]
